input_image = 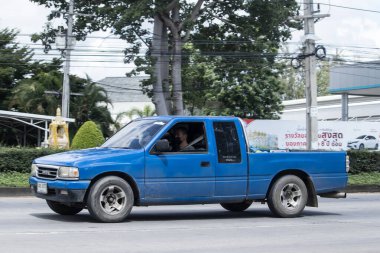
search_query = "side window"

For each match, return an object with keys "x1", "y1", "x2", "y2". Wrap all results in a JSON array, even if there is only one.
[
  {"x1": 155, "y1": 122, "x2": 208, "y2": 153},
  {"x1": 213, "y1": 122, "x2": 241, "y2": 163}
]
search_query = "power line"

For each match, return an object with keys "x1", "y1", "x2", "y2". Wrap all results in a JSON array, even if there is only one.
[{"x1": 318, "y1": 3, "x2": 380, "y2": 14}]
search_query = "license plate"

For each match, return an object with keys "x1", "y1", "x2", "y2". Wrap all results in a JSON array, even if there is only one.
[{"x1": 37, "y1": 183, "x2": 48, "y2": 194}]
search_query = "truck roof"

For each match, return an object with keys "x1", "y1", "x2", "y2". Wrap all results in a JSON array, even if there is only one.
[{"x1": 142, "y1": 115, "x2": 239, "y2": 121}]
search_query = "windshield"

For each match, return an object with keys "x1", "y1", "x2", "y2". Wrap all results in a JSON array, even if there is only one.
[
  {"x1": 102, "y1": 119, "x2": 168, "y2": 149},
  {"x1": 356, "y1": 135, "x2": 366, "y2": 139}
]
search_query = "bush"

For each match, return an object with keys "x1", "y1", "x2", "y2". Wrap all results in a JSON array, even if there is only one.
[
  {"x1": 347, "y1": 151, "x2": 380, "y2": 174},
  {"x1": 0, "y1": 147, "x2": 64, "y2": 173},
  {"x1": 71, "y1": 121, "x2": 105, "y2": 149}
]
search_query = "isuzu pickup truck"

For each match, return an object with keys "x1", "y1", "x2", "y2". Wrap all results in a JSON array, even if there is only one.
[{"x1": 30, "y1": 116, "x2": 348, "y2": 222}]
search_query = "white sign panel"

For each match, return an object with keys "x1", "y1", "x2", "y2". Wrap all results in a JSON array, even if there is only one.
[{"x1": 245, "y1": 120, "x2": 380, "y2": 151}]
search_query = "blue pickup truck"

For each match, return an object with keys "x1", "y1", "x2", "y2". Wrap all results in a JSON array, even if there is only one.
[{"x1": 30, "y1": 116, "x2": 348, "y2": 222}]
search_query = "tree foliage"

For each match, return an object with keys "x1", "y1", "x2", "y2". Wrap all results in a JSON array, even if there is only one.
[
  {"x1": 181, "y1": 43, "x2": 220, "y2": 115},
  {"x1": 0, "y1": 28, "x2": 34, "y2": 109},
  {"x1": 0, "y1": 27, "x2": 114, "y2": 146},
  {"x1": 280, "y1": 66, "x2": 305, "y2": 100},
  {"x1": 8, "y1": 71, "x2": 114, "y2": 138},
  {"x1": 30, "y1": 0, "x2": 301, "y2": 118},
  {"x1": 189, "y1": 0, "x2": 300, "y2": 118},
  {"x1": 71, "y1": 120, "x2": 105, "y2": 149},
  {"x1": 281, "y1": 60, "x2": 331, "y2": 101},
  {"x1": 317, "y1": 60, "x2": 330, "y2": 97}
]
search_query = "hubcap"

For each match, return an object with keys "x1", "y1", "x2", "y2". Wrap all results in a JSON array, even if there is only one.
[
  {"x1": 280, "y1": 183, "x2": 302, "y2": 210},
  {"x1": 100, "y1": 185, "x2": 126, "y2": 215}
]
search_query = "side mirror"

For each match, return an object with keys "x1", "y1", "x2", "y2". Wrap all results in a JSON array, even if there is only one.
[{"x1": 154, "y1": 139, "x2": 171, "y2": 153}]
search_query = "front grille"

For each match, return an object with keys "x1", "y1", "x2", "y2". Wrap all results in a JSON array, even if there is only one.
[{"x1": 36, "y1": 165, "x2": 58, "y2": 180}]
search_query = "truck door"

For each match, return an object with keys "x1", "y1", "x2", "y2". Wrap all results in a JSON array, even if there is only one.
[
  {"x1": 144, "y1": 120, "x2": 215, "y2": 200},
  {"x1": 213, "y1": 120, "x2": 248, "y2": 199}
]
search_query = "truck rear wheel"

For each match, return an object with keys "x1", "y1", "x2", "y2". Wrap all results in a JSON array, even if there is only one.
[
  {"x1": 220, "y1": 201, "x2": 253, "y2": 212},
  {"x1": 46, "y1": 200, "x2": 83, "y2": 215},
  {"x1": 87, "y1": 176, "x2": 134, "y2": 223},
  {"x1": 267, "y1": 175, "x2": 307, "y2": 218}
]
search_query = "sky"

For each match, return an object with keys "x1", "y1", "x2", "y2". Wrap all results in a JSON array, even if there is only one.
[{"x1": 1, "y1": 0, "x2": 380, "y2": 81}]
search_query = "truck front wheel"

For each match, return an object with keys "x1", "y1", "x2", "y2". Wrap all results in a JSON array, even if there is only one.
[
  {"x1": 87, "y1": 176, "x2": 134, "y2": 223},
  {"x1": 46, "y1": 200, "x2": 83, "y2": 215},
  {"x1": 267, "y1": 175, "x2": 308, "y2": 218},
  {"x1": 220, "y1": 201, "x2": 253, "y2": 212}
]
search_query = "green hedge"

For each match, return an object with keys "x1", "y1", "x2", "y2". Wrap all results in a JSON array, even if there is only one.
[
  {"x1": 0, "y1": 147, "x2": 64, "y2": 173},
  {"x1": 71, "y1": 121, "x2": 105, "y2": 149},
  {"x1": 347, "y1": 151, "x2": 380, "y2": 174}
]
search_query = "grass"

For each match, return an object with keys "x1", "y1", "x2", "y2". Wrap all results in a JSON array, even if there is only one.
[
  {"x1": 348, "y1": 172, "x2": 380, "y2": 186},
  {"x1": 0, "y1": 172, "x2": 380, "y2": 188},
  {"x1": 0, "y1": 172, "x2": 30, "y2": 187}
]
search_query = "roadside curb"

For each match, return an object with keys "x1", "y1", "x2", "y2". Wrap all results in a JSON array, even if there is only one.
[
  {"x1": 0, "y1": 185, "x2": 379, "y2": 197},
  {"x1": 346, "y1": 185, "x2": 380, "y2": 193},
  {"x1": 0, "y1": 187, "x2": 32, "y2": 197}
]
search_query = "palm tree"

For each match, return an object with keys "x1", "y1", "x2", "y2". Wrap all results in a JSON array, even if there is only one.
[
  {"x1": 9, "y1": 71, "x2": 61, "y2": 115},
  {"x1": 8, "y1": 71, "x2": 114, "y2": 137},
  {"x1": 71, "y1": 76, "x2": 114, "y2": 137},
  {"x1": 115, "y1": 105, "x2": 156, "y2": 130}
]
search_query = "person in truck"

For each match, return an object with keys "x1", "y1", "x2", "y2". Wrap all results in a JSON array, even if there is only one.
[{"x1": 174, "y1": 126, "x2": 195, "y2": 151}]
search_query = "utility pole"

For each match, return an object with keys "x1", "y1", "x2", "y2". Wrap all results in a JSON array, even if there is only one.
[
  {"x1": 61, "y1": 0, "x2": 74, "y2": 118},
  {"x1": 302, "y1": 0, "x2": 329, "y2": 150}
]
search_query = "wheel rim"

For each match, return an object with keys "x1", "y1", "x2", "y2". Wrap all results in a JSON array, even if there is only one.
[
  {"x1": 99, "y1": 185, "x2": 127, "y2": 215},
  {"x1": 280, "y1": 183, "x2": 302, "y2": 210}
]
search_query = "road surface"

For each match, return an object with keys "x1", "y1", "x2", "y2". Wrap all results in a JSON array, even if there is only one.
[{"x1": 0, "y1": 193, "x2": 380, "y2": 253}]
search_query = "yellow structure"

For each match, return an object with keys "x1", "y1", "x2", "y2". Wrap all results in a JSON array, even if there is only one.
[{"x1": 48, "y1": 108, "x2": 70, "y2": 149}]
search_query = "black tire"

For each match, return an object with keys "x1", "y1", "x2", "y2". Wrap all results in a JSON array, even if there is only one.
[
  {"x1": 87, "y1": 176, "x2": 134, "y2": 223},
  {"x1": 267, "y1": 175, "x2": 308, "y2": 218},
  {"x1": 220, "y1": 200, "x2": 253, "y2": 212},
  {"x1": 359, "y1": 144, "x2": 365, "y2": 150},
  {"x1": 46, "y1": 200, "x2": 83, "y2": 215},
  {"x1": 375, "y1": 144, "x2": 378, "y2": 150}
]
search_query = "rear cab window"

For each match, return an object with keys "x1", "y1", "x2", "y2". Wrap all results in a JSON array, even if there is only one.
[{"x1": 213, "y1": 121, "x2": 242, "y2": 163}]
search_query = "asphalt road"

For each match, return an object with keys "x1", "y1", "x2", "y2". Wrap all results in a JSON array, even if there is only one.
[{"x1": 0, "y1": 194, "x2": 380, "y2": 253}]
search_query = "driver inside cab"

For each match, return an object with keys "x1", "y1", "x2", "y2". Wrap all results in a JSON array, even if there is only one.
[{"x1": 174, "y1": 127, "x2": 195, "y2": 151}]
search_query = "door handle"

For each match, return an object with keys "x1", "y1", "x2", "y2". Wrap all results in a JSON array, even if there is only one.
[{"x1": 200, "y1": 161, "x2": 210, "y2": 167}]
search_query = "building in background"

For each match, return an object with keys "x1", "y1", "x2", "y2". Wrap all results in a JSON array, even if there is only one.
[
  {"x1": 329, "y1": 61, "x2": 380, "y2": 121},
  {"x1": 282, "y1": 61, "x2": 380, "y2": 122},
  {"x1": 281, "y1": 95, "x2": 380, "y2": 121},
  {"x1": 96, "y1": 76, "x2": 154, "y2": 122}
]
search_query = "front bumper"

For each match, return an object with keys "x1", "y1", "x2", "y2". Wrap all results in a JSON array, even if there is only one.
[{"x1": 29, "y1": 177, "x2": 90, "y2": 203}]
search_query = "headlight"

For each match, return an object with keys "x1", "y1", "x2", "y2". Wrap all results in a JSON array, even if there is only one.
[
  {"x1": 31, "y1": 164, "x2": 38, "y2": 176},
  {"x1": 58, "y1": 166, "x2": 79, "y2": 179}
]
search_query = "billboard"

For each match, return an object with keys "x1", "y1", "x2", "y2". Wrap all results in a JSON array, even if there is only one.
[{"x1": 245, "y1": 120, "x2": 380, "y2": 151}]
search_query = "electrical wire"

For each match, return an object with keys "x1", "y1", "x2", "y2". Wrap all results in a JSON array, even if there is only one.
[{"x1": 317, "y1": 3, "x2": 380, "y2": 14}]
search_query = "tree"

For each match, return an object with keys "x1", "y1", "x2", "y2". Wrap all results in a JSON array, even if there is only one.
[
  {"x1": 280, "y1": 60, "x2": 331, "y2": 101},
  {"x1": 8, "y1": 71, "x2": 114, "y2": 138},
  {"x1": 31, "y1": 0, "x2": 208, "y2": 115},
  {"x1": 30, "y1": 0, "x2": 300, "y2": 118},
  {"x1": 71, "y1": 121, "x2": 105, "y2": 149},
  {"x1": 181, "y1": 43, "x2": 220, "y2": 115},
  {"x1": 280, "y1": 66, "x2": 305, "y2": 100},
  {"x1": 317, "y1": 60, "x2": 330, "y2": 97},
  {"x1": 190, "y1": 0, "x2": 300, "y2": 118},
  {"x1": 70, "y1": 76, "x2": 114, "y2": 137},
  {"x1": 9, "y1": 70, "x2": 61, "y2": 114},
  {"x1": 0, "y1": 28, "x2": 34, "y2": 109}
]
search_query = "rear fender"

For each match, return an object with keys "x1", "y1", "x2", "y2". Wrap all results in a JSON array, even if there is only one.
[{"x1": 267, "y1": 170, "x2": 318, "y2": 207}]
